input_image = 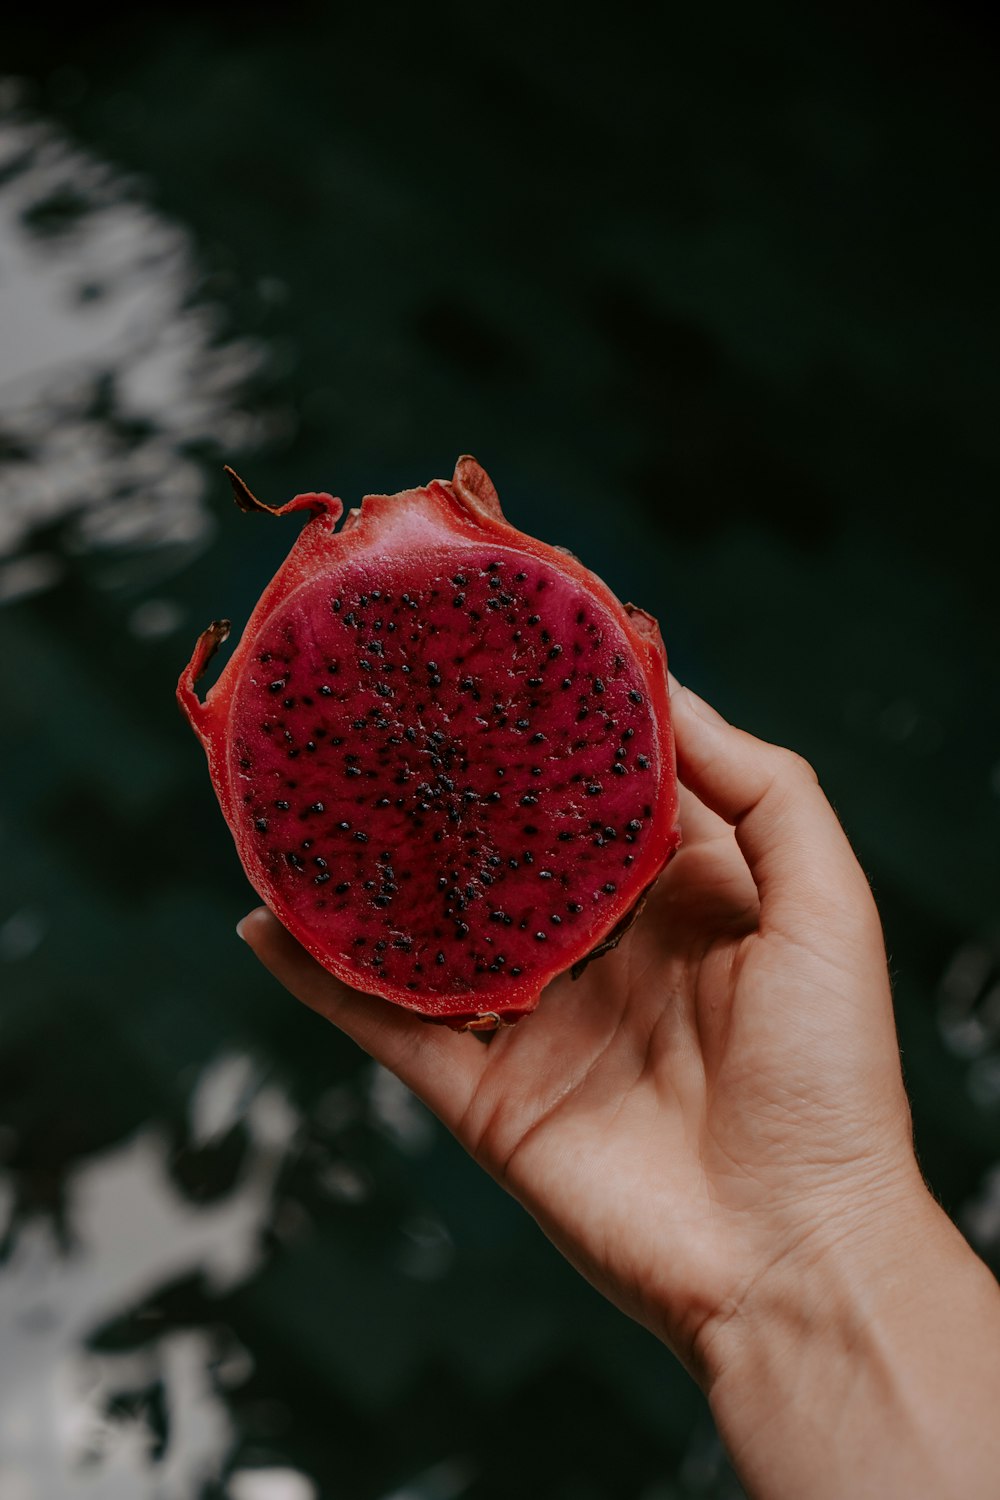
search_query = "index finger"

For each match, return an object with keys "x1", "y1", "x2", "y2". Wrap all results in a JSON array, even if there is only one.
[{"x1": 668, "y1": 681, "x2": 875, "y2": 939}]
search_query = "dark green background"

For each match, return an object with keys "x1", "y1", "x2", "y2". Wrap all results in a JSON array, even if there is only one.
[{"x1": 2, "y1": 4, "x2": 998, "y2": 1496}]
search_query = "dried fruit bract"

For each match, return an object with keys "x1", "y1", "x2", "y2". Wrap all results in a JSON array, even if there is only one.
[{"x1": 179, "y1": 458, "x2": 680, "y2": 1029}]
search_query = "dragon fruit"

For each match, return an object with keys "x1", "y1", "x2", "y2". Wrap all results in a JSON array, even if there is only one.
[{"x1": 178, "y1": 457, "x2": 680, "y2": 1030}]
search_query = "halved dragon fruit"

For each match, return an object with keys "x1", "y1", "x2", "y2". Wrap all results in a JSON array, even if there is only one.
[{"x1": 179, "y1": 457, "x2": 680, "y2": 1029}]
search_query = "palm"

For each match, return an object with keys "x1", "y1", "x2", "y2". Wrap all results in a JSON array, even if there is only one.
[{"x1": 436, "y1": 785, "x2": 845, "y2": 1359}]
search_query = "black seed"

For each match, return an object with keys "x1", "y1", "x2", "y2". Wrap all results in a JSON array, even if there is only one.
[
  {"x1": 404, "y1": 727, "x2": 416, "y2": 742},
  {"x1": 534, "y1": 931, "x2": 547, "y2": 942},
  {"x1": 456, "y1": 921, "x2": 469, "y2": 938},
  {"x1": 308, "y1": 801, "x2": 325, "y2": 814},
  {"x1": 314, "y1": 856, "x2": 328, "y2": 869},
  {"x1": 531, "y1": 767, "x2": 542, "y2": 777},
  {"x1": 515, "y1": 718, "x2": 530, "y2": 731},
  {"x1": 314, "y1": 872, "x2": 331, "y2": 884},
  {"x1": 594, "y1": 678, "x2": 605, "y2": 694},
  {"x1": 527, "y1": 676, "x2": 543, "y2": 688},
  {"x1": 530, "y1": 732, "x2": 546, "y2": 744},
  {"x1": 283, "y1": 697, "x2": 295, "y2": 710},
  {"x1": 603, "y1": 882, "x2": 617, "y2": 894},
  {"x1": 452, "y1": 573, "x2": 468, "y2": 586},
  {"x1": 550, "y1": 914, "x2": 562, "y2": 925},
  {"x1": 539, "y1": 869, "x2": 553, "y2": 880},
  {"x1": 255, "y1": 818, "x2": 268, "y2": 833},
  {"x1": 637, "y1": 755, "x2": 650, "y2": 769},
  {"x1": 338, "y1": 820, "x2": 351, "y2": 830},
  {"x1": 523, "y1": 850, "x2": 534, "y2": 865},
  {"x1": 508, "y1": 857, "x2": 519, "y2": 869},
  {"x1": 557, "y1": 831, "x2": 572, "y2": 841},
  {"x1": 510, "y1": 966, "x2": 523, "y2": 977},
  {"x1": 374, "y1": 895, "x2": 389, "y2": 907},
  {"x1": 624, "y1": 854, "x2": 634, "y2": 865},
  {"x1": 612, "y1": 763, "x2": 627, "y2": 776},
  {"x1": 623, "y1": 728, "x2": 634, "y2": 740},
  {"x1": 527, "y1": 614, "x2": 541, "y2": 626},
  {"x1": 346, "y1": 766, "x2": 361, "y2": 777},
  {"x1": 629, "y1": 690, "x2": 643, "y2": 704},
  {"x1": 593, "y1": 835, "x2": 606, "y2": 847},
  {"x1": 520, "y1": 794, "x2": 538, "y2": 807},
  {"x1": 586, "y1": 783, "x2": 603, "y2": 796},
  {"x1": 514, "y1": 571, "x2": 527, "y2": 582},
  {"x1": 375, "y1": 939, "x2": 387, "y2": 951},
  {"x1": 627, "y1": 819, "x2": 642, "y2": 833},
  {"x1": 286, "y1": 852, "x2": 304, "y2": 869},
  {"x1": 276, "y1": 800, "x2": 290, "y2": 811},
  {"x1": 487, "y1": 790, "x2": 502, "y2": 803},
  {"x1": 568, "y1": 901, "x2": 583, "y2": 913},
  {"x1": 268, "y1": 679, "x2": 286, "y2": 694}
]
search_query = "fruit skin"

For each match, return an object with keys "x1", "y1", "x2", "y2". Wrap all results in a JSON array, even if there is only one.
[{"x1": 179, "y1": 457, "x2": 681, "y2": 1030}]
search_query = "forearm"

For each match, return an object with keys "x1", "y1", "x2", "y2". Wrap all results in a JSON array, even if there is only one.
[{"x1": 701, "y1": 1190, "x2": 1000, "y2": 1500}]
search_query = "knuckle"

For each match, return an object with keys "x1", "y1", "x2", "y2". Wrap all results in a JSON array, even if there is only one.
[{"x1": 774, "y1": 746, "x2": 818, "y2": 787}]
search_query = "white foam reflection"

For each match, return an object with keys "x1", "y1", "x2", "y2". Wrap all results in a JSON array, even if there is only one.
[
  {"x1": 0, "y1": 1053, "x2": 301, "y2": 1499},
  {"x1": 0, "y1": 84, "x2": 269, "y2": 582}
]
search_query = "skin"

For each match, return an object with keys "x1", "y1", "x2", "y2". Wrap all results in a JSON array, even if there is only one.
[{"x1": 239, "y1": 678, "x2": 1000, "y2": 1499}]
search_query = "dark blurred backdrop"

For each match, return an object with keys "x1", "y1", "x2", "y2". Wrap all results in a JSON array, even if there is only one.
[{"x1": 1, "y1": 4, "x2": 998, "y2": 1497}]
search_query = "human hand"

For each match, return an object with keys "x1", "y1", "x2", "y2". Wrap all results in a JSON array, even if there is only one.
[
  {"x1": 239, "y1": 678, "x2": 1000, "y2": 1498},
  {"x1": 237, "y1": 679, "x2": 923, "y2": 1370}
]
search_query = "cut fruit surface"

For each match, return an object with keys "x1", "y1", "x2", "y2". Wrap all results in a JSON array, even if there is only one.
[{"x1": 179, "y1": 458, "x2": 680, "y2": 1028}]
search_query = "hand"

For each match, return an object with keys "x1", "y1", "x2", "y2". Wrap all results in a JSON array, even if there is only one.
[
  {"x1": 240, "y1": 679, "x2": 1000, "y2": 1497},
  {"x1": 237, "y1": 679, "x2": 924, "y2": 1373}
]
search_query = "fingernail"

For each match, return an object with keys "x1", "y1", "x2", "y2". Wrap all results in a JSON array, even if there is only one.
[
  {"x1": 668, "y1": 670, "x2": 682, "y2": 695},
  {"x1": 236, "y1": 914, "x2": 252, "y2": 942}
]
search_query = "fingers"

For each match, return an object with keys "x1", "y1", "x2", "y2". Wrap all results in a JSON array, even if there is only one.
[
  {"x1": 668, "y1": 682, "x2": 873, "y2": 938},
  {"x1": 237, "y1": 907, "x2": 488, "y2": 1131}
]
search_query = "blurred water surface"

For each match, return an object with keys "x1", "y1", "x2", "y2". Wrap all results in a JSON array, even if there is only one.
[{"x1": 1, "y1": 6, "x2": 999, "y2": 1497}]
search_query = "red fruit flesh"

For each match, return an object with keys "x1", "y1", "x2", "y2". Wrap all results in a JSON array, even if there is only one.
[{"x1": 179, "y1": 458, "x2": 680, "y2": 1029}]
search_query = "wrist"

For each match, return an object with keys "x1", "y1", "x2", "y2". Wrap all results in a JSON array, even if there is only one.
[{"x1": 699, "y1": 1179, "x2": 1000, "y2": 1500}]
